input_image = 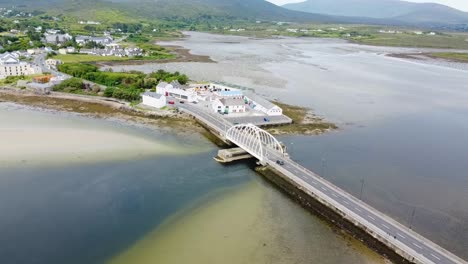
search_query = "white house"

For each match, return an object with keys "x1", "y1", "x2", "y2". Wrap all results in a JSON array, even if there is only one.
[
  {"x1": 44, "y1": 33, "x2": 72, "y2": 44},
  {"x1": 142, "y1": 92, "x2": 166, "y2": 109},
  {"x1": 156, "y1": 82, "x2": 197, "y2": 102},
  {"x1": 45, "y1": 59, "x2": 62, "y2": 69},
  {"x1": 244, "y1": 92, "x2": 282, "y2": 116},
  {"x1": 212, "y1": 98, "x2": 246, "y2": 114}
]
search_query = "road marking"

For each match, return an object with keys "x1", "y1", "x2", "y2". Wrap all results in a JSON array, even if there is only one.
[
  {"x1": 412, "y1": 243, "x2": 423, "y2": 250},
  {"x1": 354, "y1": 207, "x2": 362, "y2": 212},
  {"x1": 382, "y1": 224, "x2": 390, "y2": 229},
  {"x1": 331, "y1": 193, "x2": 338, "y2": 198},
  {"x1": 430, "y1": 253, "x2": 441, "y2": 260},
  {"x1": 397, "y1": 233, "x2": 406, "y2": 239},
  {"x1": 311, "y1": 181, "x2": 317, "y2": 185},
  {"x1": 367, "y1": 215, "x2": 376, "y2": 221},
  {"x1": 320, "y1": 187, "x2": 327, "y2": 191},
  {"x1": 343, "y1": 200, "x2": 350, "y2": 205}
]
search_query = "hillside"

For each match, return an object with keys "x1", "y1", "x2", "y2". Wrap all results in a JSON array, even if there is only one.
[
  {"x1": 0, "y1": 0, "x2": 339, "y2": 23},
  {"x1": 283, "y1": 0, "x2": 468, "y2": 25}
]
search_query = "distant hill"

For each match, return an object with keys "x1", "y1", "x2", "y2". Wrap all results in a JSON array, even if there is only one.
[
  {"x1": 1, "y1": 0, "x2": 467, "y2": 29},
  {"x1": 283, "y1": 0, "x2": 468, "y2": 25},
  {"x1": 0, "y1": 0, "x2": 338, "y2": 23}
]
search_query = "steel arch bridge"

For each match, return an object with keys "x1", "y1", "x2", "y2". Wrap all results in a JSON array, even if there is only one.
[{"x1": 226, "y1": 123, "x2": 285, "y2": 162}]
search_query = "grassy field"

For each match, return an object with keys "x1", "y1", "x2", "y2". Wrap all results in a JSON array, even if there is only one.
[
  {"x1": 52, "y1": 54, "x2": 132, "y2": 63},
  {"x1": 429, "y1": 52, "x2": 468, "y2": 62},
  {"x1": 353, "y1": 33, "x2": 468, "y2": 49},
  {"x1": 52, "y1": 53, "x2": 175, "y2": 63}
]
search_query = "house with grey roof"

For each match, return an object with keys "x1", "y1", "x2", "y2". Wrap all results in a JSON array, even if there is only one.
[
  {"x1": 243, "y1": 91, "x2": 282, "y2": 116},
  {"x1": 212, "y1": 98, "x2": 246, "y2": 114}
]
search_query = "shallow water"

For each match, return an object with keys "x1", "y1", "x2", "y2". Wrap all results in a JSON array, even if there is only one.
[
  {"x1": 109, "y1": 179, "x2": 384, "y2": 264},
  {"x1": 111, "y1": 32, "x2": 468, "y2": 259},
  {"x1": 0, "y1": 103, "x2": 383, "y2": 263}
]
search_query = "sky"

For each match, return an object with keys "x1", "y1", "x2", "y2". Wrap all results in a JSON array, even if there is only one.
[{"x1": 266, "y1": 0, "x2": 468, "y2": 12}]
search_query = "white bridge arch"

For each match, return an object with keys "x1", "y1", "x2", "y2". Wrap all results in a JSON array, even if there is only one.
[{"x1": 226, "y1": 123, "x2": 285, "y2": 162}]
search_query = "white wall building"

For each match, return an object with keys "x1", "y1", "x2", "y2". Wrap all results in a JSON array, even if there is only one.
[
  {"x1": 45, "y1": 59, "x2": 62, "y2": 69},
  {"x1": 244, "y1": 92, "x2": 282, "y2": 116},
  {"x1": 0, "y1": 52, "x2": 39, "y2": 79},
  {"x1": 142, "y1": 92, "x2": 166, "y2": 109},
  {"x1": 212, "y1": 98, "x2": 246, "y2": 114},
  {"x1": 156, "y1": 82, "x2": 197, "y2": 102}
]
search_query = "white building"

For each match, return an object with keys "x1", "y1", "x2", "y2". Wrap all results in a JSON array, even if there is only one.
[
  {"x1": 44, "y1": 33, "x2": 72, "y2": 44},
  {"x1": 0, "y1": 52, "x2": 39, "y2": 79},
  {"x1": 244, "y1": 92, "x2": 282, "y2": 116},
  {"x1": 212, "y1": 98, "x2": 246, "y2": 114},
  {"x1": 142, "y1": 92, "x2": 166, "y2": 109},
  {"x1": 156, "y1": 82, "x2": 197, "y2": 102},
  {"x1": 45, "y1": 59, "x2": 62, "y2": 69}
]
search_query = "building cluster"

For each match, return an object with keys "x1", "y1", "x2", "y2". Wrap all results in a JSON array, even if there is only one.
[
  {"x1": 82, "y1": 44, "x2": 143, "y2": 57},
  {"x1": 0, "y1": 52, "x2": 41, "y2": 79},
  {"x1": 75, "y1": 35, "x2": 114, "y2": 46},
  {"x1": 142, "y1": 82, "x2": 283, "y2": 117}
]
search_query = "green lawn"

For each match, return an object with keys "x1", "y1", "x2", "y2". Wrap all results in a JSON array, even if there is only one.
[
  {"x1": 430, "y1": 52, "x2": 468, "y2": 62},
  {"x1": 52, "y1": 54, "x2": 131, "y2": 63},
  {"x1": 354, "y1": 33, "x2": 468, "y2": 50},
  {"x1": 53, "y1": 52, "x2": 175, "y2": 63}
]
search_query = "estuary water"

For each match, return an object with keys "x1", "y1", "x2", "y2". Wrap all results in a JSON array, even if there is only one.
[
  {"x1": 0, "y1": 103, "x2": 384, "y2": 264},
  {"x1": 109, "y1": 32, "x2": 468, "y2": 259}
]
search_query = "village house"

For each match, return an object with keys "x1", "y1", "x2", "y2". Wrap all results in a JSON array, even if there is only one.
[
  {"x1": 212, "y1": 98, "x2": 246, "y2": 114},
  {"x1": 142, "y1": 92, "x2": 167, "y2": 109},
  {"x1": 156, "y1": 81, "x2": 197, "y2": 102},
  {"x1": 45, "y1": 58, "x2": 62, "y2": 69},
  {"x1": 244, "y1": 91, "x2": 282, "y2": 116},
  {"x1": 44, "y1": 33, "x2": 72, "y2": 44}
]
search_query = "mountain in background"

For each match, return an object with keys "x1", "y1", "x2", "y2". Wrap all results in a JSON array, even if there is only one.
[
  {"x1": 283, "y1": 0, "x2": 468, "y2": 25},
  {"x1": 1, "y1": 0, "x2": 339, "y2": 23},
  {"x1": 1, "y1": 0, "x2": 467, "y2": 28}
]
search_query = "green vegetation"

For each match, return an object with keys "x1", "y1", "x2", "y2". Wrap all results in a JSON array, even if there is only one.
[
  {"x1": 57, "y1": 63, "x2": 189, "y2": 101},
  {"x1": 52, "y1": 54, "x2": 131, "y2": 63},
  {"x1": 429, "y1": 52, "x2": 468, "y2": 62},
  {"x1": 52, "y1": 77, "x2": 102, "y2": 95},
  {"x1": 0, "y1": 75, "x2": 35, "y2": 86},
  {"x1": 266, "y1": 102, "x2": 337, "y2": 135},
  {"x1": 353, "y1": 32, "x2": 468, "y2": 49}
]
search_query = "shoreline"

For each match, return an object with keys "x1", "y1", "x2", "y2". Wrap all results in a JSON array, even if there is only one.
[
  {"x1": 0, "y1": 88, "x2": 203, "y2": 135},
  {"x1": 0, "y1": 87, "x2": 336, "y2": 137}
]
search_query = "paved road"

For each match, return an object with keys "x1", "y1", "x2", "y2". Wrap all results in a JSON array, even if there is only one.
[
  {"x1": 266, "y1": 151, "x2": 464, "y2": 264},
  {"x1": 178, "y1": 101, "x2": 466, "y2": 264}
]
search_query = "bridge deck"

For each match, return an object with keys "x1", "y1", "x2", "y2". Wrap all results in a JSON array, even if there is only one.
[{"x1": 177, "y1": 102, "x2": 467, "y2": 264}]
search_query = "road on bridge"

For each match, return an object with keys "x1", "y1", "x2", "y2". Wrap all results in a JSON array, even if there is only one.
[{"x1": 178, "y1": 102, "x2": 466, "y2": 264}]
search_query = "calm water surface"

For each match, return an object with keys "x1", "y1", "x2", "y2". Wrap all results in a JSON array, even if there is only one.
[
  {"x1": 111, "y1": 32, "x2": 468, "y2": 259},
  {"x1": 0, "y1": 104, "x2": 383, "y2": 264}
]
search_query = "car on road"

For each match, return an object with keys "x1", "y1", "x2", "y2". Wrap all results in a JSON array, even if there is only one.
[
  {"x1": 179, "y1": 101, "x2": 185, "y2": 104},
  {"x1": 168, "y1": 101, "x2": 175, "y2": 105},
  {"x1": 276, "y1": 160, "x2": 285, "y2": 166},
  {"x1": 264, "y1": 117, "x2": 270, "y2": 122}
]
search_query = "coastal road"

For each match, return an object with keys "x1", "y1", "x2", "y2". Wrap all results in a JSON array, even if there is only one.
[{"x1": 178, "y1": 101, "x2": 466, "y2": 264}]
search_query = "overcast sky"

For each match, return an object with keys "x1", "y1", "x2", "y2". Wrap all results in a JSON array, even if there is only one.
[{"x1": 266, "y1": 0, "x2": 468, "y2": 12}]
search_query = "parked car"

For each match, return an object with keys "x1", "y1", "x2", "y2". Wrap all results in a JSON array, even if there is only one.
[
  {"x1": 168, "y1": 101, "x2": 175, "y2": 105},
  {"x1": 179, "y1": 101, "x2": 185, "y2": 104},
  {"x1": 276, "y1": 160, "x2": 285, "y2": 166},
  {"x1": 264, "y1": 117, "x2": 270, "y2": 122}
]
